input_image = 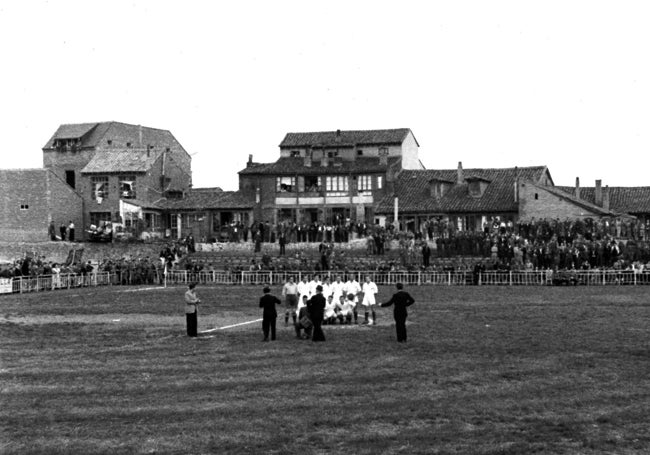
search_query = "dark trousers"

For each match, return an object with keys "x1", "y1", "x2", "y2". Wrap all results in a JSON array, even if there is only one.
[
  {"x1": 262, "y1": 315, "x2": 276, "y2": 340},
  {"x1": 186, "y1": 312, "x2": 197, "y2": 337},
  {"x1": 311, "y1": 318, "x2": 325, "y2": 342},
  {"x1": 395, "y1": 313, "x2": 407, "y2": 342},
  {"x1": 69, "y1": 228, "x2": 75, "y2": 242}
]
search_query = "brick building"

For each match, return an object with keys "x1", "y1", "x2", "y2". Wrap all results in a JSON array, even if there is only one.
[
  {"x1": 238, "y1": 128, "x2": 423, "y2": 225},
  {"x1": 375, "y1": 163, "x2": 621, "y2": 233},
  {"x1": 556, "y1": 180, "x2": 650, "y2": 224},
  {"x1": 165, "y1": 188, "x2": 253, "y2": 240},
  {"x1": 0, "y1": 169, "x2": 83, "y2": 242},
  {"x1": 42, "y1": 122, "x2": 192, "y2": 238}
]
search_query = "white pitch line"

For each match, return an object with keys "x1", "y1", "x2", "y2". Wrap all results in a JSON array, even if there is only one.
[{"x1": 200, "y1": 318, "x2": 262, "y2": 333}]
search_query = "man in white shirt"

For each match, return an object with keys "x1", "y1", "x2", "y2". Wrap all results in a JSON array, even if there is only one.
[
  {"x1": 361, "y1": 275, "x2": 379, "y2": 325},
  {"x1": 308, "y1": 274, "x2": 322, "y2": 297},
  {"x1": 297, "y1": 275, "x2": 311, "y2": 302},
  {"x1": 343, "y1": 274, "x2": 361, "y2": 324},
  {"x1": 330, "y1": 275, "x2": 345, "y2": 304}
]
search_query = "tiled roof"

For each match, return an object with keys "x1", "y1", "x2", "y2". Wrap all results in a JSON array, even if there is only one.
[
  {"x1": 49, "y1": 123, "x2": 99, "y2": 140},
  {"x1": 164, "y1": 190, "x2": 254, "y2": 210},
  {"x1": 239, "y1": 156, "x2": 399, "y2": 176},
  {"x1": 81, "y1": 150, "x2": 161, "y2": 174},
  {"x1": 375, "y1": 166, "x2": 549, "y2": 214},
  {"x1": 556, "y1": 186, "x2": 650, "y2": 214},
  {"x1": 280, "y1": 128, "x2": 416, "y2": 148},
  {"x1": 43, "y1": 121, "x2": 187, "y2": 154}
]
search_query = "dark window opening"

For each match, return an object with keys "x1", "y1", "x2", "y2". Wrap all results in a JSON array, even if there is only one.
[
  {"x1": 357, "y1": 150, "x2": 363, "y2": 156},
  {"x1": 20, "y1": 204, "x2": 29, "y2": 210},
  {"x1": 126, "y1": 142, "x2": 132, "y2": 148},
  {"x1": 534, "y1": 193, "x2": 539, "y2": 200},
  {"x1": 290, "y1": 150, "x2": 300, "y2": 157},
  {"x1": 65, "y1": 170, "x2": 76, "y2": 189},
  {"x1": 107, "y1": 140, "x2": 112, "y2": 146},
  {"x1": 304, "y1": 175, "x2": 320, "y2": 192}
]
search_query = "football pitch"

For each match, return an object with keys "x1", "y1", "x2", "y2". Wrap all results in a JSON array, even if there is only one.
[{"x1": 1, "y1": 285, "x2": 649, "y2": 454}]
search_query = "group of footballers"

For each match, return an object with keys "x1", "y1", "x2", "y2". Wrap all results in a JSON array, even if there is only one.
[{"x1": 281, "y1": 274, "x2": 380, "y2": 328}]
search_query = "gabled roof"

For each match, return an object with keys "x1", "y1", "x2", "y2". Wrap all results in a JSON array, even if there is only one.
[
  {"x1": 535, "y1": 184, "x2": 619, "y2": 217},
  {"x1": 239, "y1": 156, "x2": 400, "y2": 176},
  {"x1": 163, "y1": 190, "x2": 254, "y2": 211},
  {"x1": 43, "y1": 121, "x2": 187, "y2": 156},
  {"x1": 280, "y1": 128, "x2": 417, "y2": 148},
  {"x1": 376, "y1": 166, "x2": 549, "y2": 214},
  {"x1": 81, "y1": 150, "x2": 161, "y2": 174},
  {"x1": 556, "y1": 186, "x2": 650, "y2": 214}
]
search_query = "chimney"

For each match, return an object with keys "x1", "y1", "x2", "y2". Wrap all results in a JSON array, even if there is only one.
[
  {"x1": 575, "y1": 177, "x2": 581, "y2": 200},
  {"x1": 603, "y1": 185, "x2": 610, "y2": 211},
  {"x1": 595, "y1": 179, "x2": 603, "y2": 206},
  {"x1": 457, "y1": 161, "x2": 464, "y2": 184},
  {"x1": 335, "y1": 129, "x2": 341, "y2": 142},
  {"x1": 304, "y1": 149, "x2": 312, "y2": 167},
  {"x1": 247, "y1": 154, "x2": 253, "y2": 168}
]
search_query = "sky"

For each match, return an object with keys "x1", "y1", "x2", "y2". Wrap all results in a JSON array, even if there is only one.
[{"x1": 1, "y1": 1, "x2": 649, "y2": 190}]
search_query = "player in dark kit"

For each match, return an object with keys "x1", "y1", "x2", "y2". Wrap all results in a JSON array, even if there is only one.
[
  {"x1": 380, "y1": 282, "x2": 415, "y2": 342},
  {"x1": 259, "y1": 286, "x2": 282, "y2": 341}
]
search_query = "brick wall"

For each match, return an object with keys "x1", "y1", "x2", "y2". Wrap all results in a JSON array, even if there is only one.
[
  {"x1": 0, "y1": 170, "x2": 82, "y2": 242},
  {"x1": 518, "y1": 182, "x2": 600, "y2": 220}
]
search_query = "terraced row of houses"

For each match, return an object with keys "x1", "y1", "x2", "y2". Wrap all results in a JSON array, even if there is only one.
[{"x1": 1, "y1": 122, "x2": 648, "y2": 242}]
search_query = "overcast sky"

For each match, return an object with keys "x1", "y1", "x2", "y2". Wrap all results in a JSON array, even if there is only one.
[{"x1": 1, "y1": 1, "x2": 648, "y2": 190}]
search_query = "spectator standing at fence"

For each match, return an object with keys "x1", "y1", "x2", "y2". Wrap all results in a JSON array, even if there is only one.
[
  {"x1": 282, "y1": 276, "x2": 299, "y2": 326},
  {"x1": 259, "y1": 286, "x2": 282, "y2": 341},
  {"x1": 422, "y1": 241, "x2": 431, "y2": 268},
  {"x1": 68, "y1": 221, "x2": 75, "y2": 242},
  {"x1": 184, "y1": 282, "x2": 201, "y2": 337},
  {"x1": 59, "y1": 223, "x2": 67, "y2": 241},
  {"x1": 380, "y1": 282, "x2": 415, "y2": 342},
  {"x1": 361, "y1": 275, "x2": 379, "y2": 325},
  {"x1": 279, "y1": 230, "x2": 287, "y2": 256},
  {"x1": 48, "y1": 221, "x2": 57, "y2": 241},
  {"x1": 307, "y1": 285, "x2": 326, "y2": 342}
]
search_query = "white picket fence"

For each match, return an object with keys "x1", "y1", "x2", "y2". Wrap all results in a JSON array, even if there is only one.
[{"x1": 2, "y1": 270, "x2": 649, "y2": 295}]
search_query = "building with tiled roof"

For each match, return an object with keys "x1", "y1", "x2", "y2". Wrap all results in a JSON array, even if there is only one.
[
  {"x1": 42, "y1": 121, "x2": 192, "y2": 238},
  {"x1": 555, "y1": 180, "x2": 650, "y2": 223},
  {"x1": 239, "y1": 128, "x2": 424, "y2": 225}
]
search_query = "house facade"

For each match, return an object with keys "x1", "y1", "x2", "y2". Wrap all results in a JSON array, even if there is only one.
[
  {"x1": 238, "y1": 128, "x2": 423, "y2": 225},
  {"x1": 42, "y1": 122, "x2": 192, "y2": 238}
]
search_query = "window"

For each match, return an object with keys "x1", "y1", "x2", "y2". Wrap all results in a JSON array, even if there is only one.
[
  {"x1": 377, "y1": 176, "x2": 383, "y2": 189},
  {"x1": 90, "y1": 212, "x2": 111, "y2": 227},
  {"x1": 358, "y1": 175, "x2": 372, "y2": 192},
  {"x1": 91, "y1": 176, "x2": 109, "y2": 200},
  {"x1": 326, "y1": 176, "x2": 348, "y2": 193},
  {"x1": 126, "y1": 142, "x2": 132, "y2": 148},
  {"x1": 357, "y1": 150, "x2": 363, "y2": 156},
  {"x1": 276, "y1": 176, "x2": 296, "y2": 192},
  {"x1": 184, "y1": 213, "x2": 204, "y2": 229},
  {"x1": 534, "y1": 193, "x2": 539, "y2": 200},
  {"x1": 65, "y1": 170, "x2": 76, "y2": 189},
  {"x1": 119, "y1": 175, "x2": 136, "y2": 199},
  {"x1": 290, "y1": 150, "x2": 300, "y2": 157},
  {"x1": 20, "y1": 204, "x2": 29, "y2": 210},
  {"x1": 304, "y1": 175, "x2": 320, "y2": 192},
  {"x1": 107, "y1": 140, "x2": 112, "y2": 146},
  {"x1": 327, "y1": 151, "x2": 339, "y2": 158},
  {"x1": 379, "y1": 147, "x2": 388, "y2": 156}
]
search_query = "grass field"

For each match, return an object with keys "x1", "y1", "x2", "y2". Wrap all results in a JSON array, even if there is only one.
[{"x1": 1, "y1": 284, "x2": 649, "y2": 454}]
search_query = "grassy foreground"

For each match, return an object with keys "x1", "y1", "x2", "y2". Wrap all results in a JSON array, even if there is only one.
[{"x1": 1, "y1": 285, "x2": 649, "y2": 454}]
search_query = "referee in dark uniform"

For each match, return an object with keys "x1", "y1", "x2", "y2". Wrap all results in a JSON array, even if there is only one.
[
  {"x1": 380, "y1": 282, "x2": 415, "y2": 342},
  {"x1": 307, "y1": 285, "x2": 326, "y2": 342},
  {"x1": 259, "y1": 286, "x2": 282, "y2": 341}
]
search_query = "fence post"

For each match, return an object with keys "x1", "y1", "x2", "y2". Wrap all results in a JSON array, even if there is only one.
[
  {"x1": 634, "y1": 272, "x2": 637, "y2": 286},
  {"x1": 417, "y1": 271, "x2": 421, "y2": 286},
  {"x1": 269, "y1": 271, "x2": 273, "y2": 285},
  {"x1": 448, "y1": 271, "x2": 451, "y2": 286},
  {"x1": 241, "y1": 271, "x2": 245, "y2": 286},
  {"x1": 478, "y1": 272, "x2": 482, "y2": 286},
  {"x1": 509, "y1": 271, "x2": 512, "y2": 286},
  {"x1": 602, "y1": 270, "x2": 606, "y2": 285}
]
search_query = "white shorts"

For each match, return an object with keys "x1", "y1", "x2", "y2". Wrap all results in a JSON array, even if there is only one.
[{"x1": 361, "y1": 295, "x2": 376, "y2": 306}]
